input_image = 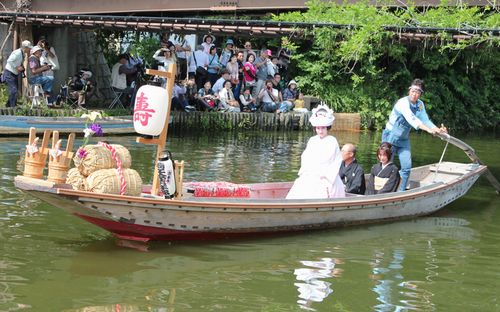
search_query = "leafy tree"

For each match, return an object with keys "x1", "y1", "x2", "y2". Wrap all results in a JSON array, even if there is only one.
[{"x1": 275, "y1": 0, "x2": 500, "y2": 130}]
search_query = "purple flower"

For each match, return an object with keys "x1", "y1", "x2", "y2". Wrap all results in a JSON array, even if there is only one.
[
  {"x1": 89, "y1": 123, "x2": 103, "y2": 137},
  {"x1": 77, "y1": 148, "x2": 88, "y2": 159}
]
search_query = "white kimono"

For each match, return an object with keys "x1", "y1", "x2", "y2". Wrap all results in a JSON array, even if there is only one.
[{"x1": 286, "y1": 135, "x2": 346, "y2": 199}]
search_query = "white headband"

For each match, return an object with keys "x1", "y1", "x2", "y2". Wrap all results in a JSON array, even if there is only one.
[{"x1": 408, "y1": 85, "x2": 423, "y2": 93}]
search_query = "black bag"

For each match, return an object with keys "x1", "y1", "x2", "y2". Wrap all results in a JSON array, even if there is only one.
[
  {"x1": 193, "y1": 53, "x2": 208, "y2": 77},
  {"x1": 196, "y1": 66, "x2": 208, "y2": 77}
]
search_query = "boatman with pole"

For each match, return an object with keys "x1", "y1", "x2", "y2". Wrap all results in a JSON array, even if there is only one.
[{"x1": 382, "y1": 78, "x2": 447, "y2": 192}]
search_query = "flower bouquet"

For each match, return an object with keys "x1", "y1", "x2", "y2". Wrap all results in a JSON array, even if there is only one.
[{"x1": 76, "y1": 111, "x2": 104, "y2": 159}]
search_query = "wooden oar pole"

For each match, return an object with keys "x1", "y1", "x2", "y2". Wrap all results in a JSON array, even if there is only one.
[
  {"x1": 436, "y1": 132, "x2": 500, "y2": 194},
  {"x1": 136, "y1": 63, "x2": 177, "y2": 196}
]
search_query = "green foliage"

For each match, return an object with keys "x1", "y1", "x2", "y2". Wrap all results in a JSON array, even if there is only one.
[
  {"x1": 94, "y1": 30, "x2": 161, "y2": 68},
  {"x1": 274, "y1": 1, "x2": 500, "y2": 130}
]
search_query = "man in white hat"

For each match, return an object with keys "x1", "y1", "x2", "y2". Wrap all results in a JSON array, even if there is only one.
[
  {"x1": 3, "y1": 40, "x2": 33, "y2": 107},
  {"x1": 27, "y1": 45, "x2": 54, "y2": 105},
  {"x1": 286, "y1": 104, "x2": 346, "y2": 199}
]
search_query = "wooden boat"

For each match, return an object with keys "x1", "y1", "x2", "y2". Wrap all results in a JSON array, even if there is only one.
[{"x1": 13, "y1": 65, "x2": 500, "y2": 242}]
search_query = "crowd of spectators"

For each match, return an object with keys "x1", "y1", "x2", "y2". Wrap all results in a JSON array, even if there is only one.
[{"x1": 148, "y1": 35, "x2": 307, "y2": 113}]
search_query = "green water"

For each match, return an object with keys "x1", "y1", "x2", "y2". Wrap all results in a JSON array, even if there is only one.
[{"x1": 1, "y1": 130, "x2": 499, "y2": 312}]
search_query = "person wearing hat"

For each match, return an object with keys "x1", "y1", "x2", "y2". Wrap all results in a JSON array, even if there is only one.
[
  {"x1": 27, "y1": 45, "x2": 55, "y2": 105},
  {"x1": 282, "y1": 79, "x2": 299, "y2": 111},
  {"x1": 202, "y1": 34, "x2": 215, "y2": 54},
  {"x1": 286, "y1": 104, "x2": 346, "y2": 199},
  {"x1": 3, "y1": 40, "x2": 33, "y2": 107},
  {"x1": 219, "y1": 38, "x2": 235, "y2": 68},
  {"x1": 382, "y1": 78, "x2": 447, "y2": 192},
  {"x1": 68, "y1": 69, "x2": 93, "y2": 107}
]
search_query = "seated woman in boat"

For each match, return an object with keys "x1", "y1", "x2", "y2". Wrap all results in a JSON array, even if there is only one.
[
  {"x1": 366, "y1": 142, "x2": 401, "y2": 195},
  {"x1": 286, "y1": 104, "x2": 345, "y2": 199}
]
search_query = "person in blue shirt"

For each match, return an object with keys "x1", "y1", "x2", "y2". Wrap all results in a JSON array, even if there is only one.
[{"x1": 382, "y1": 79, "x2": 447, "y2": 192}]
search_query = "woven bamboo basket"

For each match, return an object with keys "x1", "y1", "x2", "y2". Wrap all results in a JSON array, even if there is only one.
[
  {"x1": 86, "y1": 168, "x2": 142, "y2": 196},
  {"x1": 73, "y1": 144, "x2": 132, "y2": 177},
  {"x1": 66, "y1": 168, "x2": 88, "y2": 191}
]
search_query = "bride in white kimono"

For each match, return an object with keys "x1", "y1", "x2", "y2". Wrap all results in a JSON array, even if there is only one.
[{"x1": 286, "y1": 104, "x2": 346, "y2": 199}]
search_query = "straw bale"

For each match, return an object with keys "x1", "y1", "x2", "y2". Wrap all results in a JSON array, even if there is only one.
[
  {"x1": 73, "y1": 144, "x2": 132, "y2": 176},
  {"x1": 86, "y1": 168, "x2": 142, "y2": 196},
  {"x1": 66, "y1": 167, "x2": 88, "y2": 191}
]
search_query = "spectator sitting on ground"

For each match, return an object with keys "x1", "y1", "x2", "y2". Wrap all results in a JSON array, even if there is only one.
[
  {"x1": 218, "y1": 80, "x2": 240, "y2": 112},
  {"x1": 259, "y1": 80, "x2": 294, "y2": 113},
  {"x1": 185, "y1": 77, "x2": 199, "y2": 108},
  {"x1": 239, "y1": 87, "x2": 257, "y2": 112},
  {"x1": 172, "y1": 80, "x2": 195, "y2": 111},
  {"x1": 282, "y1": 79, "x2": 298, "y2": 110},
  {"x1": 27, "y1": 45, "x2": 55, "y2": 105},
  {"x1": 339, "y1": 143, "x2": 366, "y2": 195},
  {"x1": 196, "y1": 81, "x2": 217, "y2": 111},
  {"x1": 212, "y1": 69, "x2": 231, "y2": 94},
  {"x1": 68, "y1": 69, "x2": 93, "y2": 107},
  {"x1": 293, "y1": 93, "x2": 308, "y2": 113},
  {"x1": 366, "y1": 142, "x2": 400, "y2": 195},
  {"x1": 271, "y1": 73, "x2": 285, "y2": 92},
  {"x1": 111, "y1": 54, "x2": 137, "y2": 106}
]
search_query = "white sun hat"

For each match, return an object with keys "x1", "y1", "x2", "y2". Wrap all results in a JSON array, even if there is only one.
[{"x1": 309, "y1": 104, "x2": 335, "y2": 127}]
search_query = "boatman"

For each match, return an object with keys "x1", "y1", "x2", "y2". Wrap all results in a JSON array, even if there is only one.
[
  {"x1": 339, "y1": 143, "x2": 366, "y2": 195},
  {"x1": 382, "y1": 78, "x2": 447, "y2": 192}
]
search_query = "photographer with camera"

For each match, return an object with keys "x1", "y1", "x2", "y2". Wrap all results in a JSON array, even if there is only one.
[
  {"x1": 3, "y1": 40, "x2": 33, "y2": 107},
  {"x1": 37, "y1": 37, "x2": 59, "y2": 78},
  {"x1": 28, "y1": 46, "x2": 55, "y2": 105},
  {"x1": 111, "y1": 54, "x2": 138, "y2": 107}
]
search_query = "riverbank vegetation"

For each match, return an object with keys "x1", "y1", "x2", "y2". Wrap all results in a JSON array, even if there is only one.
[{"x1": 275, "y1": 1, "x2": 499, "y2": 130}]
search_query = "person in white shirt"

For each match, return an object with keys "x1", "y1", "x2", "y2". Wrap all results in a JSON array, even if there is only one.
[
  {"x1": 111, "y1": 54, "x2": 137, "y2": 106},
  {"x1": 37, "y1": 37, "x2": 59, "y2": 78},
  {"x1": 3, "y1": 40, "x2": 33, "y2": 107},
  {"x1": 188, "y1": 45, "x2": 210, "y2": 90},
  {"x1": 212, "y1": 69, "x2": 231, "y2": 94},
  {"x1": 218, "y1": 80, "x2": 240, "y2": 112}
]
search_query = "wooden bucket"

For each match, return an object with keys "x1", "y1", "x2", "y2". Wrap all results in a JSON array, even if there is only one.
[
  {"x1": 23, "y1": 128, "x2": 51, "y2": 179},
  {"x1": 24, "y1": 158, "x2": 46, "y2": 179},
  {"x1": 47, "y1": 162, "x2": 69, "y2": 184},
  {"x1": 47, "y1": 131, "x2": 75, "y2": 184}
]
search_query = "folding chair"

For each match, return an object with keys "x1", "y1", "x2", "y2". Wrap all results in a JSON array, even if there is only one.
[
  {"x1": 28, "y1": 84, "x2": 49, "y2": 108},
  {"x1": 109, "y1": 87, "x2": 126, "y2": 109}
]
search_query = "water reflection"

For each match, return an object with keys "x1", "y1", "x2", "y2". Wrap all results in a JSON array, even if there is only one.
[{"x1": 294, "y1": 257, "x2": 343, "y2": 311}]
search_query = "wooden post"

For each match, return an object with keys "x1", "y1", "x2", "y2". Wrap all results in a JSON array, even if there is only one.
[{"x1": 135, "y1": 63, "x2": 177, "y2": 196}]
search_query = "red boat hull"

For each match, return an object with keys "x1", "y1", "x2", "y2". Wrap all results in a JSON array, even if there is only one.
[{"x1": 76, "y1": 213, "x2": 281, "y2": 241}]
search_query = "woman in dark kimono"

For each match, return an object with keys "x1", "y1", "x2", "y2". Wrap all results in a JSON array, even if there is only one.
[{"x1": 366, "y1": 142, "x2": 400, "y2": 195}]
